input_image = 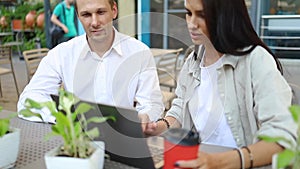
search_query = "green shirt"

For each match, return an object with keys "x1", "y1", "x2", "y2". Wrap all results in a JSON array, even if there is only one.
[{"x1": 53, "y1": 2, "x2": 77, "y2": 38}]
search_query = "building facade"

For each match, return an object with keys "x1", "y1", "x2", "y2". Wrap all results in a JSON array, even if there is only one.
[{"x1": 117, "y1": 0, "x2": 300, "y2": 58}]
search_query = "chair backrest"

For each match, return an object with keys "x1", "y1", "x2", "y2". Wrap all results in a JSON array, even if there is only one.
[
  {"x1": 0, "y1": 45, "x2": 12, "y2": 66},
  {"x1": 156, "y1": 48, "x2": 183, "y2": 89},
  {"x1": 22, "y1": 48, "x2": 49, "y2": 82}
]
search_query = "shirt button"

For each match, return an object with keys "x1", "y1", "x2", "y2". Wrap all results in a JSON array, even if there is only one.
[{"x1": 227, "y1": 116, "x2": 232, "y2": 121}]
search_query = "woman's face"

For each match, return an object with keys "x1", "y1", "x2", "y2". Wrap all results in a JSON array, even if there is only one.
[{"x1": 185, "y1": 0, "x2": 210, "y2": 45}]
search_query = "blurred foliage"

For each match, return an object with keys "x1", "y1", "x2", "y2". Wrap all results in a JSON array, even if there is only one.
[{"x1": 0, "y1": 1, "x2": 46, "y2": 51}]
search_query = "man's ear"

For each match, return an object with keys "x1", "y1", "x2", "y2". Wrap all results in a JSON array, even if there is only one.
[{"x1": 112, "y1": 2, "x2": 118, "y2": 19}]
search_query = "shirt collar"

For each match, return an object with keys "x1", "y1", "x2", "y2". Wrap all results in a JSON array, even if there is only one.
[
  {"x1": 187, "y1": 45, "x2": 241, "y2": 79},
  {"x1": 80, "y1": 28, "x2": 123, "y2": 60}
]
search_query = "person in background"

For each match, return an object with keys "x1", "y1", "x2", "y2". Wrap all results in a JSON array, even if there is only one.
[
  {"x1": 51, "y1": 0, "x2": 78, "y2": 47},
  {"x1": 145, "y1": 0, "x2": 297, "y2": 168},
  {"x1": 77, "y1": 19, "x2": 85, "y2": 35},
  {"x1": 18, "y1": 0, "x2": 164, "y2": 131}
]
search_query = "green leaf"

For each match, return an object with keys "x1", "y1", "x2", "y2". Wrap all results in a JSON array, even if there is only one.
[
  {"x1": 85, "y1": 127, "x2": 99, "y2": 139},
  {"x1": 44, "y1": 131, "x2": 60, "y2": 141},
  {"x1": 24, "y1": 99, "x2": 57, "y2": 115},
  {"x1": 40, "y1": 101, "x2": 57, "y2": 115},
  {"x1": 74, "y1": 122, "x2": 83, "y2": 137},
  {"x1": 289, "y1": 105, "x2": 300, "y2": 123},
  {"x1": 87, "y1": 116, "x2": 116, "y2": 124},
  {"x1": 0, "y1": 119, "x2": 9, "y2": 137},
  {"x1": 258, "y1": 135, "x2": 292, "y2": 145},
  {"x1": 52, "y1": 112, "x2": 72, "y2": 141},
  {"x1": 73, "y1": 103, "x2": 94, "y2": 121},
  {"x1": 24, "y1": 98, "x2": 44, "y2": 109},
  {"x1": 277, "y1": 149, "x2": 295, "y2": 168},
  {"x1": 259, "y1": 135, "x2": 286, "y2": 142},
  {"x1": 19, "y1": 109, "x2": 43, "y2": 120}
]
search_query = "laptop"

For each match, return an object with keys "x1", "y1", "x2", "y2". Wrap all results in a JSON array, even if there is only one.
[
  {"x1": 50, "y1": 95, "x2": 234, "y2": 168},
  {"x1": 51, "y1": 94, "x2": 163, "y2": 169}
]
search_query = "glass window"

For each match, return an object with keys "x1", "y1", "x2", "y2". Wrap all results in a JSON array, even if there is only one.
[
  {"x1": 168, "y1": 0, "x2": 184, "y2": 10},
  {"x1": 149, "y1": 0, "x2": 256, "y2": 49},
  {"x1": 269, "y1": 0, "x2": 300, "y2": 15}
]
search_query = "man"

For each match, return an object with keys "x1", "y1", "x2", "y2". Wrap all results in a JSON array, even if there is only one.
[
  {"x1": 51, "y1": 0, "x2": 78, "y2": 47},
  {"x1": 18, "y1": 0, "x2": 164, "y2": 131}
]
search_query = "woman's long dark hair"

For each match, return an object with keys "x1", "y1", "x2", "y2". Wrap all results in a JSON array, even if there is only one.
[{"x1": 202, "y1": 0, "x2": 282, "y2": 73}]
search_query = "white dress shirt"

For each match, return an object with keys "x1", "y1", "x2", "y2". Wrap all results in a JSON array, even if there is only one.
[{"x1": 17, "y1": 29, "x2": 164, "y2": 123}]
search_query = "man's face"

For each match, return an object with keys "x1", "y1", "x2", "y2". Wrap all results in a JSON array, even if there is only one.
[{"x1": 76, "y1": 0, "x2": 117, "y2": 42}]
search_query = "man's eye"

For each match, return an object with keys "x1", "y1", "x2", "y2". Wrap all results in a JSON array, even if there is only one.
[
  {"x1": 97, "y1": 11, "x2": 106, "y2": 15},
  {"x1": 81, "y1": 13, "x2": 90, "y2": 17}
]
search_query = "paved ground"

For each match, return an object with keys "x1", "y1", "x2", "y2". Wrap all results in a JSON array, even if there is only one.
[{"x1": 0, "y1": 53, "x2": 299, "y2": 113}]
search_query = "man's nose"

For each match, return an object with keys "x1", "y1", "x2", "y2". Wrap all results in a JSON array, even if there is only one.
[{"x1": 91, "y1": 14, "x2": 100, "y2": 26}]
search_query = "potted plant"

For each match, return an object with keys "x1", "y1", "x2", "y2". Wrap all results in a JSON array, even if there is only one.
[
  {"x1": 0, "y1": 107, "x2": 20, "y2": 169},
  {"x1": 19, "y1": 89, "x2": 115, "y2": 169},
  {"x1": 259, "y1": 105, "x2": 300, "y2": 169}
]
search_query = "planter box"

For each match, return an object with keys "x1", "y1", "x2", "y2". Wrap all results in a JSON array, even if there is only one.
[
  {"x1": 45, "y1": 141, "x2": 105, "y2": 169},
  {"x1": 12, "y1": 19, "x2": 23, "y2": 31},
  {"x1": 0, "y1": 128, "x2": 21, "y2": 169}
]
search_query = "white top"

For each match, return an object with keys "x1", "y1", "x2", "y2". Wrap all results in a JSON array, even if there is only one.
[
  {"x1": 188, "y1": 56, "x2": 237, "y2": 148},
  {"x1": 17, "y1": 29, "x2": 164, "y2": 123}
]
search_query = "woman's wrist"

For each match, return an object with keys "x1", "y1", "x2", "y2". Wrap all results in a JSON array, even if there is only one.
[{"x1": 156, "y1": 118, "x2": 170, "y2": 130}]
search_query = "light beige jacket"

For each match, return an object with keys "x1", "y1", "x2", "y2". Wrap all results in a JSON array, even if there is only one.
[{"x1": 166, "y1": 46, "x2": 297, "y2": 149}]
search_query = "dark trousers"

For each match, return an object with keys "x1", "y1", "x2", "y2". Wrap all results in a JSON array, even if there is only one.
[{"x1": 51, "y1": 36, "x2": 75, "y2": 49}]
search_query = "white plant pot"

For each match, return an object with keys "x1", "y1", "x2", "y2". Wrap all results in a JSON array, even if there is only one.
[
  {"x1": 45, "y1": 141, "x2": 105, "y2": 169},
  {"x1": 0, "y1": 128, "x2": 21, "y2": 169}
]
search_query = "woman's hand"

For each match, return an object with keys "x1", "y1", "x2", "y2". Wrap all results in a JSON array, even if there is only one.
[{"x1": 175, "y1": 151, "x2": 215, "y2": 169}]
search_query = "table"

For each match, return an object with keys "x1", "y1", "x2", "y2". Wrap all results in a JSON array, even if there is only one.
[
  {"x1": 150, "y1": 48, "x2": 181, "y2": 57},
  {"x1": 0, "y1": 32, "x2": 13, "y2": 45},
  {"x1": 0, "y1": 110, "x2": 136, "y2": 169},
  {"x1": 0, "y1": 111, "x2": 271, "y2": 169}
]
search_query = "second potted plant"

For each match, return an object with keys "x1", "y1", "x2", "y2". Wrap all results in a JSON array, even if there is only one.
[
  {"x1": 20, "y1": 89, "x2": 115, "y2": 169},
  {"x1": 0, "y1": 107, "x2": 20, "y2": 169}
]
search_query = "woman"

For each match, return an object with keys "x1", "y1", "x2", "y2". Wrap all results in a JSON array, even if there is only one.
[{"x1": 145, "y1": 0, "x2": 297, "y2": 168}]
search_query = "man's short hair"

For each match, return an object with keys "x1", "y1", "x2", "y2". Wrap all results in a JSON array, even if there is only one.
[{"x1": 74, "y1": 0, "x2": 115, "y2": 13}]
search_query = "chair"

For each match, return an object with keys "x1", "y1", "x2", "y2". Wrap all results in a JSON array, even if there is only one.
[
  {"x1": 155, "y1": 48, "x2": 183, "y2": 109},
  {"x1": 161, "y1": 90, "x2": 176, "y2": 110},
  {"x1": 0, "y1": 45, "x2": 19, "y2": 96},
  {"x1": 22, "y1": 48, "x2": 49, "y2": 82},
  {"x1": 156, "y1": 48, "x2": 183, "y2": 92},
  {"x1": 3, "y1": 21, "x2": 24, "y2": 57}
]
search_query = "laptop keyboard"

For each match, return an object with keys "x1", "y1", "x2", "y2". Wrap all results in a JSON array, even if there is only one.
[
  {"x1": 104, "y1": 159, "x2": 139, "y2": 169},
  {"x1": 103, "y1": 145, "x2": 164, "y2": 169}
]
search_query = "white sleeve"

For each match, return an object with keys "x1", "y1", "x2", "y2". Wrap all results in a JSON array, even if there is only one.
[
  {"x1": 17, "y1": 49, "x2": 62, "y2": 123},
  {"x1": 134, "y1": 48, "x2": 165, "y2": 121}
]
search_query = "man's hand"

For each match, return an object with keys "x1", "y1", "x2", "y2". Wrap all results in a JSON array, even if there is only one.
[{"x1": 138, "y1": 113, "x2": 151, "y2": 132}]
